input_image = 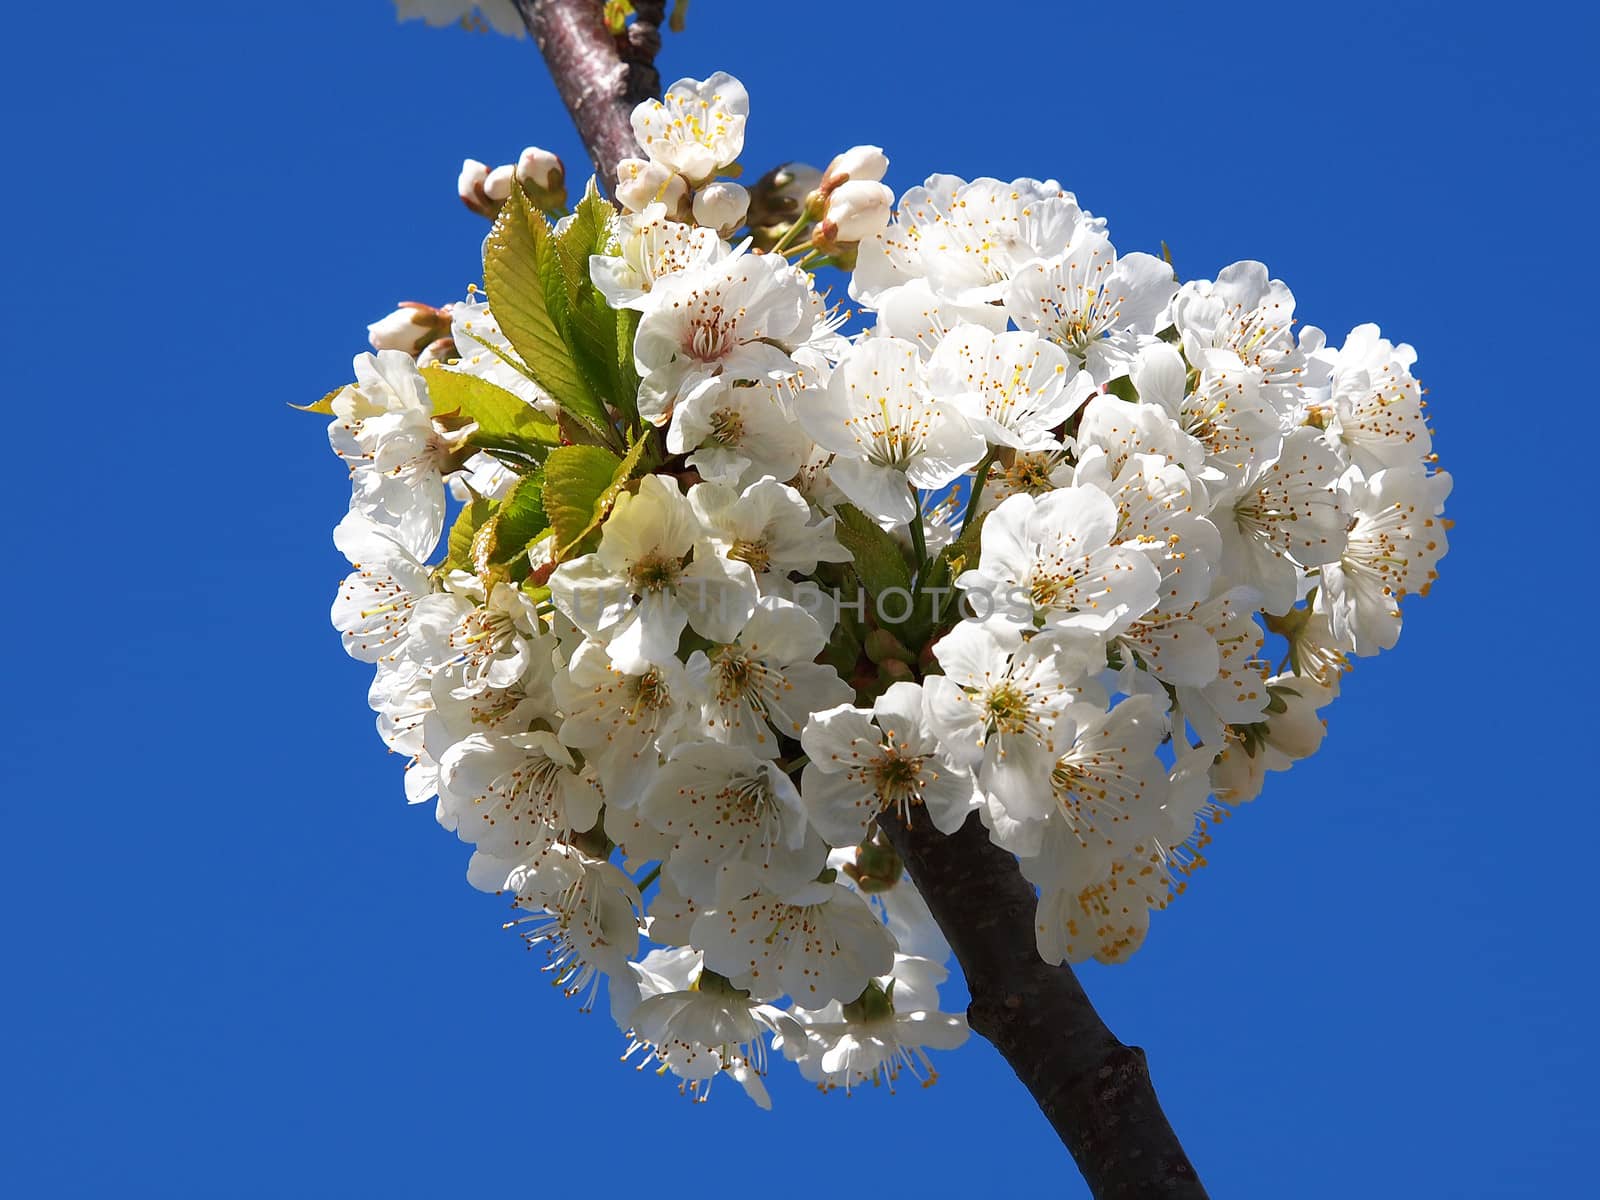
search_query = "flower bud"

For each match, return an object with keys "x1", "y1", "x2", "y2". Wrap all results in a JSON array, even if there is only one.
[
  {"x1": 482, "y1": 163, "x2": 516, "y2": 204},
  {"x1": 515, "y1": 145, "x2": 563, "y2": 191},
  {"x1": 863, "y1": 629, "x2": 914, "y2": 665},
  {"x1": 614, "y1": 157, "x2": 690, "y2": 219},
  {"x1": 415, "y1": 336, "x2": 456, "y2": 369},
  {"x1": 746, "y1": 161, "x2": 822, "y2": 228},
  {"x1": 879, "y1": 658, "x2": 915, "y2": 686},
  {"x1": 1262, "y1": 677, "x2": 1338, "y2": 760},
  {"x1": 841, "y1": 828, "x2": 904, "y2": 894},
  {"x1": 691, "y1": 181, "x2": 750, "y2": 235},
  {"x1": 841, "y1": 980, "x2": 897, "y2": 1023},
  {"x1": 818, "y1": 179, "x2": 894, "y2": 244},
  {"x1": 457, "y1": 158, "x2": 498, "y2": 218},
  {"x1": 516, "y1": 145, "x2": 568, "y2": 212},
  {"x1": 367, "y1": 302, "x2": 452, "y2": 356},
  {"x1": 823, "y1": 144, "x2": 888, "y2": 189}
]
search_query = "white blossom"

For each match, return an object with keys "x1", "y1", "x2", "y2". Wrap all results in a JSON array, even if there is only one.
[
  {"x1": 1218, "y1": 426, "x2": 1349, "y2": 615},
  {"x1": 329, "y1": 350, "x2": 452, "y2": 556},
  {"x1": 955, "y1": 487, "x2": 1162, "y2": 638},
  {"x1": 1316, "y1": 464, "x2": 1452, "y2": 655},
  {"x1": 548, "y1": 473, "x2": 759, "y2": 669},
  {"x1": 692, "y1": 864, "x2": 898, "y2": 1004},
  {"x1": 924, "y1": 326, "x2": 1092, "y2": 452},
  {"x1": 851, "y1": 174, "x2": 1101, "y2": 307},
  {"x1": 638, "y1": 741, "x2": 824, "y2": 903},
  {"x1": 633, "y1": 250, "x2": 815, "y2": 425},
  {"x1": 590, "y1": 203, "x2": 726, "y2": 312},
  {"x1": 1005, "y1": 229, "x2": 1178, "y2": 380},
  {"x1": 800, "y1": 683, "x2": 979, "y2": 848},
  {"x1": 798, "y1": 336, "x2": 983, "y2": 525},
  {"x1": 630, "y1": 72, "x2": 750, "y2": 183}
]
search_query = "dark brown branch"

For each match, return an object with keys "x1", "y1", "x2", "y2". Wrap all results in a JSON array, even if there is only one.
[
  {"x1": 515, "y1": 7, "x2": 1208, "y2": 1194},
  {"x1": 513, "y1": 0, "x2": 666, "y2": 195},
  {"x1": 880, "y1": 809, "x2": 1209, "y2": 1199}
]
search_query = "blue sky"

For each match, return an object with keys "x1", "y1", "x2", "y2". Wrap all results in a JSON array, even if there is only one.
[{"x1": 2, "y1": 2, "x2": 1594, "y2": 1195}]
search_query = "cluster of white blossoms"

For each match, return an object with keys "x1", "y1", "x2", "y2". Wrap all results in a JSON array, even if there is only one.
[{"x1": 313, "y1": 70, "x2": 1450, "y2": 1106}]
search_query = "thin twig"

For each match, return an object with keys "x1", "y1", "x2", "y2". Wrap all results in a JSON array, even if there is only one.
[{"x1": 513, "y1": 0, "x2": 668, "y2": 194}]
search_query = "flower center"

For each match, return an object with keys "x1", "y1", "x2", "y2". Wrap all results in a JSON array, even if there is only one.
[
  {"x1": 709, "y1": 407, "x2": 745, "y2": 446},
  {"x1": 1030, "y1": 571, "x2": 1075, "y2": 608},
  {"x1": 630, "y1": 552, "x2": 684, "y2": 593},
  {"x1": 982, "y1": 682, "x2": 1032, "y2": 735},
  {"x1": 629, "y1": 668, "x2": 672, "y2": 718},
  {"x1": 728, "y1": 537, "x2": 771, "y2": 572},
  {"x1": 872, "y1": 751, "x2": 926, "y2": 809}
]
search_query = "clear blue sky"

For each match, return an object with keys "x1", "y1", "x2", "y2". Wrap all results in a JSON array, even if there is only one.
[{"x1": 2, "y1": 2, "x2": 1593, "y2": 1195}]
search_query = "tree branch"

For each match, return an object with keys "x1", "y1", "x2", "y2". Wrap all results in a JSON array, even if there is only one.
[
  {"x1": 514, "y1": 0, "x2": 666, "y2": 195},
  {"x1": 880, "y1": 809, "x2": 1209, "y2": 1200},
  {"x1": 515, "y1": 8, "x2": 1209, "y2": 1194}
]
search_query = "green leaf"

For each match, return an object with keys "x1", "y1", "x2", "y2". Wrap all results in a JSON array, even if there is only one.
[
  {"x1": 833, "y1": 504, "x2": 914, "y2": 627},
  {"x1": 556, "y1": 184, "x2": 641, "y2": 431},
  {"x1": 1102, "y1": 374, "x2": 1139, "y2": 404},
  {"x1": 561, "y1": 432, "x2": 663, "y2": 556},
  {"x1": 420, "y1": 366, "x2": 560, "y2": 468},
  {"x1": 542, "y1": 445, "x2": 624, "y2": 560},
  {"x1": 616, "y1": 306, "x2": 641, "y2": 397},
  {"x1": 445, "y1": 496, "x2": 496, "y2": 571},
  {"x1": 290, "y1": 386, "x2": 343, "y2": 415},
  {"x1": 464, "y1": 472, "x2": 551, "y2": 577},
  {"x1": 555, "y1": 181, "x2": 615, "y2": 297},
  {"x1": 483, "y1": 186, "x2": 616, "y2": 445},
  {"x1": 486, "y1": 472, "x2": 549, "y2": 565}
]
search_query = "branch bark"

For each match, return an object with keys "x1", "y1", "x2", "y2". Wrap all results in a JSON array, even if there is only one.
[
  {"x1": 880, "y1": 809, "x2": 1208, "y2": 1198},
  {"x1": 514, "y1": 0, "x2": 666, "y2": 195},
  {"x1": 514, "y1": 6, "x2": 1209, "y2": 1194}
]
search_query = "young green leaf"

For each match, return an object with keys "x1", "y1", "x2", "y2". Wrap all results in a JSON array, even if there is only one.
[
  {"x1": 444, "y1": 495, "x2": 496, "y2": 571},
  {"x1": 483, "y1": 186, "x2": 617, "y2": 447},
  {"x1": 542, "y1": 444, "x2": 624, "y2": 560},
  {"x1": 558, "y1": 432, "x2": 663, "y2": 556},
  {"x1": 832, "y1": 504, "x2": 914, "y2": 618},
  {"x1": 290, "y1": 386, "x2": 343, "y2": 415},
  {"x1": 484, "y1": 471, "x2": 549, "y2": 565},
  {"x1": 419, "y1": 369, "x2": 563, "y2": 448},
  {"x1": 555, "y1": 183, "x2": 641, "y2": 431},
  {"x1": 907, "y1": 506, "x2": 990, "y2": 644},
  {"x1": 554, "y1": 181, "x2": 615, "y2": 298}
]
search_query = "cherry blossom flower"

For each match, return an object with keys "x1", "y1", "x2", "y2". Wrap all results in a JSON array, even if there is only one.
[
  {"x1": 630, "y1": 72, "x2": 750, "y2": 184},
  {"x1": 800, "y1": 683, "x2": 979, "y2": 848},
  {"x1": 798, "y1": 336, "x2": 984, "y2": 525}
]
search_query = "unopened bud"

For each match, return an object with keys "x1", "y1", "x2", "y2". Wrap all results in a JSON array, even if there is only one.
[
  {"x1": 823, "y1": 144, "x2": 888, "y2": 189},
  {"x1": 457, "y1": 158, "x2": 498, "y2": 218},
  {"x1": 483, "y1": 163, "x2": 516, "y2": 203},
  {"x1": 614, "y1": 157, "x2": 690, "y2": 219},
  {"x1": 416, "y1": 336, "x2": 456, "y2": 368},
  {"x1": 691, "y1": 181, "x2": 750, "y2": 236},
  {"x1": 822, "y1": 179, "x2": 894, "y2": 243},
  {"x1": 879, "y1": 658, "x2": 915, "y2": 685},
  {"x1": 367, "y1": 302, "x2": 452, "y2": 356},
  {"x1": 843, "y1": 827, "x2": 903, "y2": 894},
  {"x1": 516, "y1": 146, "x2": 568, "y2": 211},
  {"x1": 841, "y1": 980, "x2": 896, "y2": 1023},
  {"x1": 864, "y1": 629, "x2": 914, "y2": 665},
  {"x1": 515, "y1": 145, "x2": 563, "y2": 191},
  {"x1": 746, "y1": 161, "x2": 823, "y2": 228}
]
